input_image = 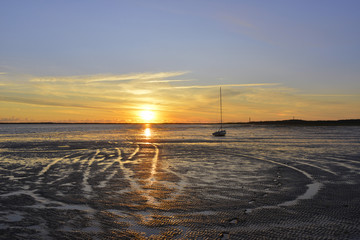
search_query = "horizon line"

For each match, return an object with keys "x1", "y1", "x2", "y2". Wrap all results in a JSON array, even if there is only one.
[{"x1": 0, "y1": 119, "x2": 359, "y2": 125}]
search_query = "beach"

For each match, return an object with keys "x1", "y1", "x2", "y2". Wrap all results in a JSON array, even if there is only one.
[{"x1": 0, "y1": 124, "x2": 359, "y2": 239}]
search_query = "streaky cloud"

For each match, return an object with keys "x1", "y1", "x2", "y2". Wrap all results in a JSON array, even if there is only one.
[
  {"x1": 300, "y1": 94, "x2": 359, "y2": 97},
  {"x1": 147, "y1": 79, "x2": 193, "y2": 83},
  {"x1": 30, "y1": 71, "x2": 189, "y2": 83},
  {"x1": 170, "y1": 83, "x2": 280, "y2": 89},
  {"x1": 0, "y1": 95, "x2": 107, "y2": 110},
  {"x1": 0, "y1": 92, "x2": 160, "y2": 112},
  {"x1": 88, "y1": 71, "x2": 189, "y2": 83}
]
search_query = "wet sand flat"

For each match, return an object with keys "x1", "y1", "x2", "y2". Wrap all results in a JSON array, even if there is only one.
[{"x1": 0, "y1": 124, "x2": 360, "y2": 239}]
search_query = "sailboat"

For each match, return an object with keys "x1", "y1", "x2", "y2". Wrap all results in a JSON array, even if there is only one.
[{"x1": 212, "y1": 87, "x2": 226, "y2": 136}]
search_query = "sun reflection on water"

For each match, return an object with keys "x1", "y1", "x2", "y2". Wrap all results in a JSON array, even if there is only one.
[{"x1": 144, "y1": 127, "x2": 151, "y2": 139}]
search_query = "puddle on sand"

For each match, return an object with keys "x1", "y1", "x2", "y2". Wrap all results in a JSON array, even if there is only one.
[
  {"x1": 246, "y1": 181, "x2": 323, "y2": 213},
  {"x1": 279, "y1": 181, "x2": 323, "y2": 207}
]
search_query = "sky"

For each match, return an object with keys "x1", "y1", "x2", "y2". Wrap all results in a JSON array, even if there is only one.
[{"x1": 1, "y1": 0, "x2": 360, "y2": 123}]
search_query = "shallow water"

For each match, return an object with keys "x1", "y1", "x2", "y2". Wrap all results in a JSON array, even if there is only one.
[{"x1": 0, "y1": 124, "x2": 360, "y2": 239}]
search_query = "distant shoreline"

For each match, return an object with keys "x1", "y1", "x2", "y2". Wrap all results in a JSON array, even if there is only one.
[
  {"x1": 0, "y1": 119, "x2": 360, "y2": 126},
  {"x1": 235, "y1": 119, "x2": 360, "y2": 126}
]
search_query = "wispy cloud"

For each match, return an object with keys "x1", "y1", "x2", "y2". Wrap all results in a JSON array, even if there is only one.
[
  {"x1": 147, "y1": 79, "x2": 193, "y2": 83},
  {"x1": 300, "y1": 94, "x2": 360, "y2": 97},
  {"x1": 170, "y1": 83, "x2": 280, "y2": 89},
  {"x1": 1, "y1": 71, "x2": 358, "y2": 122},
  {"x1": 30, "y1": 71, "x2": 189, "y2": 83},
  {"x1": 0, "y1": 95, "x2": 107, "y2": 110},
  {"x1": 0, "y1": 71, "x2": 194, "y2": 115}
]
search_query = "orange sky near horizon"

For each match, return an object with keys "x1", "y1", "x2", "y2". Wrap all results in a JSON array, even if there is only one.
[{"x1": 0, "y1": 72, "x2": 359, "y2": 123}]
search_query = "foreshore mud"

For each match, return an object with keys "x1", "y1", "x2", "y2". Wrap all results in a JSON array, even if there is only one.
[{"x1": 1, "y1": 125, "x2": 360, "y2": 239}]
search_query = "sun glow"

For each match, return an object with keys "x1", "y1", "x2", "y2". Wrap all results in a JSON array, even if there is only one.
[{"x1": 139, "y1": 110, "x2": 156, "y2": 122}]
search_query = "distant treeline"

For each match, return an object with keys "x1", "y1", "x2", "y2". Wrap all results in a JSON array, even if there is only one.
[{"x1": 238, "y1": 119, "x2": 360, "y2": 126}]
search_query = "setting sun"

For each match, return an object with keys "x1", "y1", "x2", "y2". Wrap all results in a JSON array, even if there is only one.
[{"x1": 139, "y1": 110, "x2": 155, "y2": 122}]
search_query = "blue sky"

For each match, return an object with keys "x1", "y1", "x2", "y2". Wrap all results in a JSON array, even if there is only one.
[{"x1": 1, "y1": 0, "x2": 360, "y2": 122}]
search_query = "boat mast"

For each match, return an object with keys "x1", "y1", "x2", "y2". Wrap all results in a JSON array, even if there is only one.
[{"x1": 220, "y1": 87, "x2": 222, "y2": 129}]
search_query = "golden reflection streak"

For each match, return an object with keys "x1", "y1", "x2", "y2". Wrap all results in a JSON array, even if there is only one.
[
  {"x1": 144, "y1": 143, "x2": 160, "y2": 206},
  {"x1": 144, "y1": 128, "x2": 151, "y2": 138},
  {"x1": 149, "y1": 143, "x2": 159, "y2": 183}
]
